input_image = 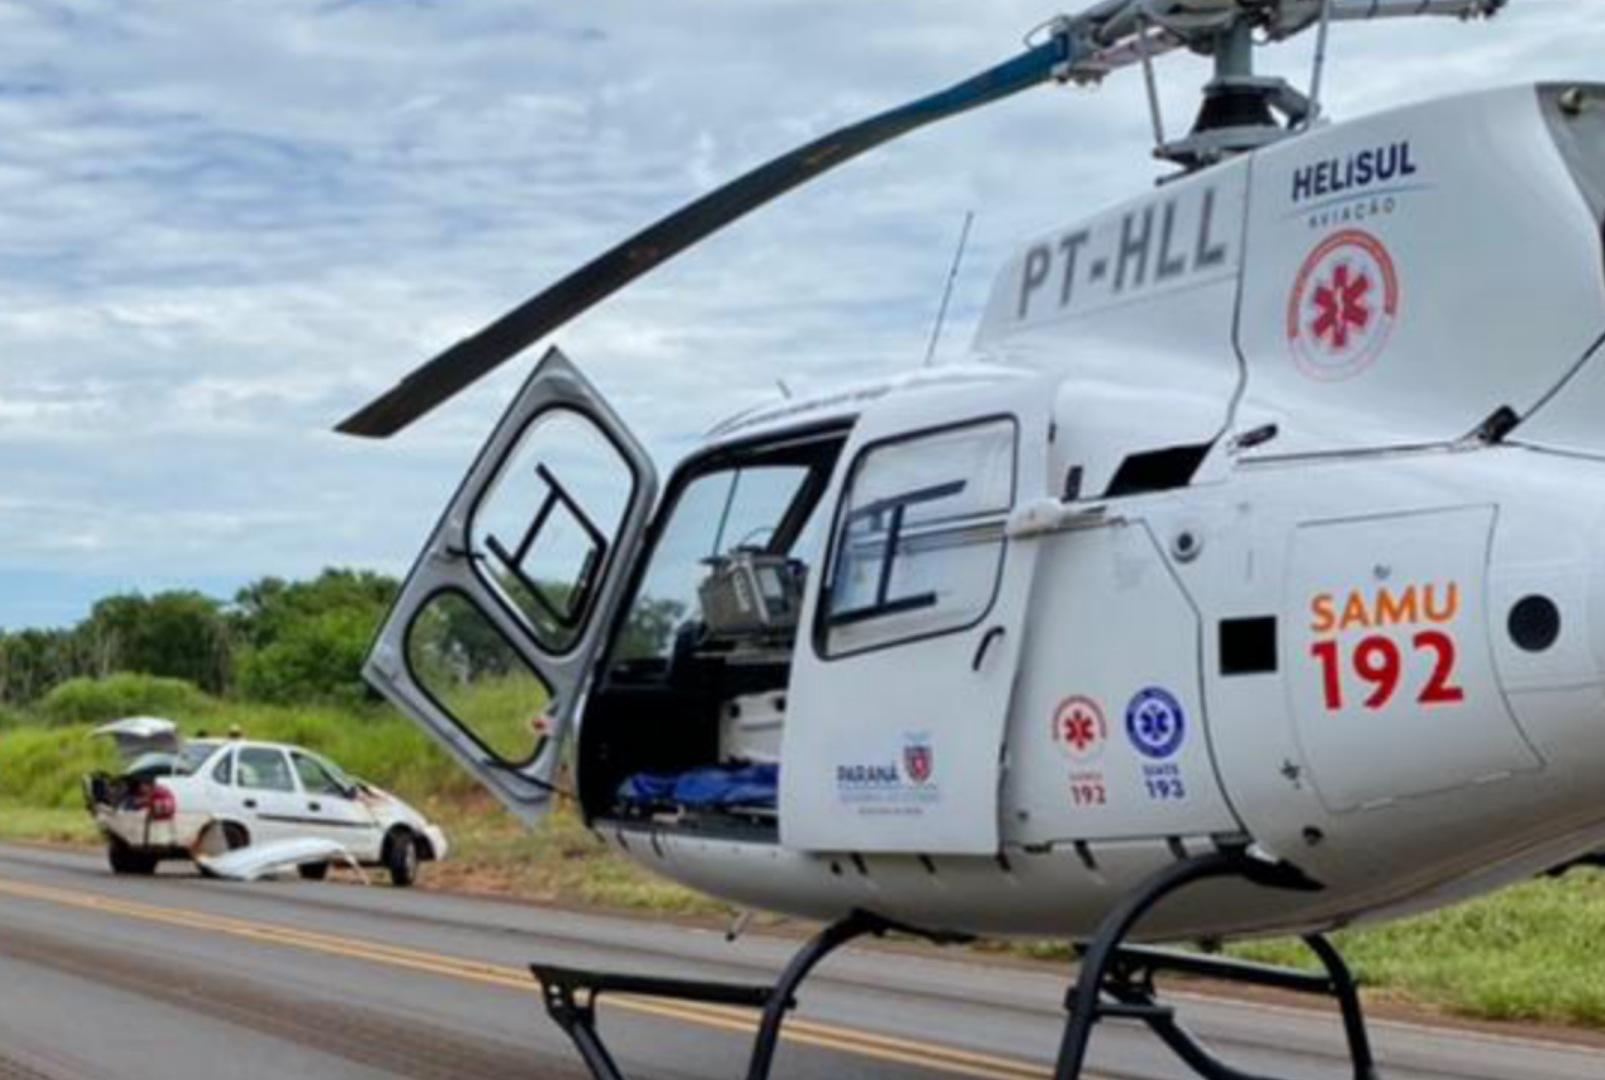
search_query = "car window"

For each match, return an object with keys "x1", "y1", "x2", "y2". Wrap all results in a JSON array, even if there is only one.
[
  {"x1": 210, "y1": 749, "x2": 233, "y2": 786},
  {"x1": 180, "y1": 740, "x2": 221, "y2": 775},
  {"x1": 235, "y1": 747, "x2": 295, "y2": 793},
  {"x1": 292, "y1": 752, "x2": 347, "y2": 797}
]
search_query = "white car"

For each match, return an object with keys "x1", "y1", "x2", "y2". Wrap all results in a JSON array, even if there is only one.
[{"x1": 82, "y1": 717, "x2": 448, "y2": 886}]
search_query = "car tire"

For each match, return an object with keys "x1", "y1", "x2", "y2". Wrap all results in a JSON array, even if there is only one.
[
  {"x1": 297, "y1": 863, "x2": 330, "y2": 881},
  {"x1": 196, "y1": 821, "x2": 251, "y2": 879},
  {"x1": 108, "y1": 839, "x2": 157, "y2": 876},
  {"x1": 383, "y1": 828, "x2": 419, "y2": 888}
]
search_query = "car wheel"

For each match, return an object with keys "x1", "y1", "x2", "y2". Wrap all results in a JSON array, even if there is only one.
[
  {"x1": 196, "y1": 821, "x2": 251, "y2": 878},
  {"x1": 383, "y1": 828, "x2": 419, "y2": 887},
  {"x1": 108, "y1": 839, "x2": 157, "y2": 876},
  {"x1": 297, "y1": 862, "x2": 330, "y2": 881}
]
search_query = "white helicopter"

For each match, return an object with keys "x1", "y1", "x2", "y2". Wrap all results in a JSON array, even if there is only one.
[{"x1": 339, "y1": 1, "x2": 1605, "y2": 1077}]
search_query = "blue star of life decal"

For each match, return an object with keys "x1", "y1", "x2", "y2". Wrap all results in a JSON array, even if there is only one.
[{"x1": 1124, "y1": 687, "x2": 1186, "y2": 760}]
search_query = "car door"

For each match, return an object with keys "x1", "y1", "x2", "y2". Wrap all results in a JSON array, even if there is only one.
[
  {"x1": 291, "y1": 751, "x2": 383, "y2": 861},
  {"x1": 782, "y1": 376, "x2": 1052, "y2": 854},
  {"x1": 364, "y1": 348, "x2": 658, "y2": 826},
  {"x1": 232, "y1": 746, "x2": 303, "y2": 843}
]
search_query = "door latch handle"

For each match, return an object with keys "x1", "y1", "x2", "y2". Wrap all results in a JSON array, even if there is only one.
[
  {"x1": 972, "y1": 626, "x2": 1006, "y2": 671},
  {"x1": 243, "y1": 798, "x2": 257, "y2": 809},
  {"x1": 308, "y1": 801, "x2": 322, "y2": 812}
]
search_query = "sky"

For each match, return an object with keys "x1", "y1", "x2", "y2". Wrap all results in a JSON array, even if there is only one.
[{"x1": 2, "y1": 0, "x2": 1601, "y2": 630}]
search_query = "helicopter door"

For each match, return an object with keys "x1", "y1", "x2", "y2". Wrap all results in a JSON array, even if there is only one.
[
  {"x1": 362, "y1": 348, "x2": 657, "y2": 826},
  {"x1": 782, "y1": 380, "x2": 1050, "y2": 854}
]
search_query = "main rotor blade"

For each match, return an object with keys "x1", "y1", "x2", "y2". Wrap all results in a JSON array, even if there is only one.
[{"x1": 337, "y1": 33, "x2": 1076, "y2": 438}]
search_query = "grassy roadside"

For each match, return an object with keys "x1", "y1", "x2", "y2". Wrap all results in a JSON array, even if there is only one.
[
  {"x1": 0, "y1": 800, "x2": 98, "y2": 845},
  {"x1": 3, "y1": 693, "x2": 1603, "y2": 1030},
  {"x1": 1229, "y1": 871, "x2": 1605, "y2": 1027}
]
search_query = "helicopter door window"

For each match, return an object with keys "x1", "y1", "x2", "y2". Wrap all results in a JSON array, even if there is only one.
[
  {"x1": 405, "y1": 590, "x2": 554, "y2": 767},
  {"x1": 469, "y1": 406, "x2": 633, "y2": 654},
  {"x1": 822, "y1": 418, "x2": 1015, "y2": 657}
]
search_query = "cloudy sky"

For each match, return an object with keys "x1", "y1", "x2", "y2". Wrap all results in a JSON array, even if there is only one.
[{"x1": 2, "y1": 0, "x2": 1600, "y2": 629}]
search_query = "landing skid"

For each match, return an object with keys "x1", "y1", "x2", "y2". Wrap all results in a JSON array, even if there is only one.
[
  {"x1": 531, "y1": 850, "x2": 1380, "y2": 1080},
  {"x1": 1056, "y1": 849, "x2": 1379, "y2": 1080},
  {"x1": 532, "y1": 909, "x2": 967, "y2": 1080}
]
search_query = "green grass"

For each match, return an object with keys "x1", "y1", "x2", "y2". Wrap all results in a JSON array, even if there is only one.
[
  {"x1": 431, "y1": 672, "x2": 549, "y2": 766},
  {"x1": 0, "y1": 800, "x2": 99, "y2": 845},
  {"x1": 1225, "y1": 870, "x2": 1605, "y2": 1026},
  {"x1": 0, "y1": 699, "x2": 480, "y2": 810}
]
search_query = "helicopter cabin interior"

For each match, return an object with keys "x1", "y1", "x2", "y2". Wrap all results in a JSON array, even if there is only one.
[{"x1": 575, "y1": 422, "x2": 848, "y2": 838}]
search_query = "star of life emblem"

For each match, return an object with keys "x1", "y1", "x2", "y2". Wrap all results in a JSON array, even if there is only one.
[
  {"x1": 1125, "y1": 687, "x2": 1186, "y2": 760},
  {"x1": 1287, "y1": 228, "x2": 1400, "y2": 382},
  {"x1": 1052, "y1": 696, "x2": 1107, "y2": 764}
]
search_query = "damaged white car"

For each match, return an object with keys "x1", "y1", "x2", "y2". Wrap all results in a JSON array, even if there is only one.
[{"x1": 82, "y1": 717, "x2": 448, "y2": 886}]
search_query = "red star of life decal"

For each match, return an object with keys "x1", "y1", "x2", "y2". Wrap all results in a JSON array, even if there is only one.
[
  {"x1": 1052, "y1": 696, "x2": 1106, "y2": 761},
  {"x1": 1063, "y1": 708, "x2": 1098, "y2": 751},
  {"x1": 1310, "y1": 263, "x2": 1372, "y2": 351},
  {"x1": 1287, "y1": 228, "x2": 1400, "y2": 381}
]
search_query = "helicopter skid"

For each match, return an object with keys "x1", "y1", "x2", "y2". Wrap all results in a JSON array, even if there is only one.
[
  {"x1": 530, "y1": 909, "x2": 958, "y2": 1080},
  {"x1": 531, "y1": 848, "x2": 1380, "y2": 1080},
  {"x1": 1055, "y1": 849, "x2": 1378, "y2": 1080}
]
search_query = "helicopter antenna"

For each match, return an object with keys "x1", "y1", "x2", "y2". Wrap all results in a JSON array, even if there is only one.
[
  {"x1": 1135, "y1": 6, "x2": 1166, "y2": 149},
  {"x1": 923, "y1": 210, "x2": 975, "y2": 368},
  {"x1": 1305, "y1": 0, "x2": 1337, "y2": 128}
]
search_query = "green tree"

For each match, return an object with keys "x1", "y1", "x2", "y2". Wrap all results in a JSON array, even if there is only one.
[
  {"x1": 236, "y1": 606, "x2": 378, "y2": 704},
  {"x1": 231, "y1": 569, "x2": 397, "y2": 649},
  {"x1": 231, "y1": 569, "x2": 399, "y2": 703},
  {"x1": 80, "y1": 591, "x2": 233, "y2": 695}
]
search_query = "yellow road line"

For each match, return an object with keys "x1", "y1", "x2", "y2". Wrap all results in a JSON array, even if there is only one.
[{"x1": 0, "y1": 876, "x2": 1054, "y2": 1080}]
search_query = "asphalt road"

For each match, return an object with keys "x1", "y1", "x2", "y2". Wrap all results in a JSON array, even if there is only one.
[{"x1": 0, "y1": 843, "x2": 1601, "y2": 1080}]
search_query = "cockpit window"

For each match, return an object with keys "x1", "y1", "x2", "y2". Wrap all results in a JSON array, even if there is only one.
[{"x1": 607, "y1": 436, "x2": 842, "y2": 678}]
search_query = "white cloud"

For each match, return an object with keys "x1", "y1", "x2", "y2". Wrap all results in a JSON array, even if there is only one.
[{"x1": 1, "y1": 0, "x2": 1600, "y2": 626}]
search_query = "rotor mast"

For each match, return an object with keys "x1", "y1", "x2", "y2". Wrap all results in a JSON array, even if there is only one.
[
  {"x1": 1159, "y1": 15, "x2": 1313, "y2": 171},
  {"x1": 1133, "y1": 1, "x2": 1506, "y2": 171}
]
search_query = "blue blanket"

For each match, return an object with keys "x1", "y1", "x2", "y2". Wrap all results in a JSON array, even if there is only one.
[{"x1": 618, "y1": 763, "x2": 778, "y2": 810}]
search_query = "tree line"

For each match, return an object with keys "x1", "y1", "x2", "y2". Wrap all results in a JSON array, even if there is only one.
[
  {"x1": 0, "y1": 565, "x2": 688, "y2": 715},
  {"x1": 0, "y1": 569, "x2": 398, "y2": 707}
]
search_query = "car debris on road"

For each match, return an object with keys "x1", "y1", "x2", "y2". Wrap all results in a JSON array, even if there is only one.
[{"x1": 196, "y1": 836, "x2": 369, "y2": 883}]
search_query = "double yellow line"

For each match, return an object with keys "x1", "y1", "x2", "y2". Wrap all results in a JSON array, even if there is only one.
[{"x1": 0, "y1": 876, "x2": 1054, "y2": 1079}]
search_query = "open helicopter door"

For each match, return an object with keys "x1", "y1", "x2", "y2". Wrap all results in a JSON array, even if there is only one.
[
  {"x1": 363, "y1": 348, "x2": 657, "y2": 826},
  {"x1": 782, "y1": 376, "x2": 1051, "y2": 854}
]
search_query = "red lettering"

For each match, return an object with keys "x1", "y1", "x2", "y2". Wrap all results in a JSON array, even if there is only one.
[
  {"x1": 1415, "y1": 630, "x2": 1465, "y2": 705},
  {"x1": 1312, "y1": 639, "x2": 1343, "y2": 710},
  {"x1": 1354, "y1": 635, "x2": 1402, "y2": 709},
  {"x1": 1311, "y1": 632, "x2": 1463, "y2": 712}
]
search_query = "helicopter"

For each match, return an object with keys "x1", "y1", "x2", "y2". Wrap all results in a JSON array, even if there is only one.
[{"x1": 337, "y1": 1, "x2": 1605, "y2": 1077}]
